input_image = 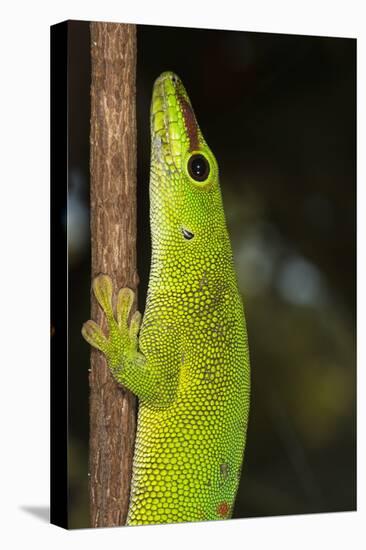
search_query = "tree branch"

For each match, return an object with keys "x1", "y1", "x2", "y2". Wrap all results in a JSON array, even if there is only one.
[{"x1": 89, "y1": 21, "x2": 138, "y2": 528}]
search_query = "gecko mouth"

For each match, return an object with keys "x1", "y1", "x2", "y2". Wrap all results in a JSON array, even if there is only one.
[{"x1": 151, "y1": 71, "x2": 200, "y2": 166}]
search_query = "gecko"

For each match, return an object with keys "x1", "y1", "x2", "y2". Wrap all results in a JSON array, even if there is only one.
[{"x1": 82, "y1": 71, "x2": 250, "y2": 525}]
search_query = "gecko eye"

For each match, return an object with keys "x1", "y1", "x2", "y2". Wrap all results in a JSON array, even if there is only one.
[
  {"x1": 182, "y1": 228, "x2": 194, "y2": 240},
  {"x1": 188, "y1": 154, "x2": 210, "y2": 182}
]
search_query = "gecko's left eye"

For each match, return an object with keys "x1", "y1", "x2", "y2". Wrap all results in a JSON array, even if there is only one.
[{"x1": 188, "y1": 154, "x2": 210, "y2": 182}]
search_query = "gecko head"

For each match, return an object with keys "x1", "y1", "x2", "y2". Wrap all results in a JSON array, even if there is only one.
[{"x1": 150, "y1": 71, "x2": 228, "y2": 254}]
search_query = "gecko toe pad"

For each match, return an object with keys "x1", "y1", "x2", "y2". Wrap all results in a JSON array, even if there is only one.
[
  {"x1": 81, "y1": 320, "x2": 108, "y2": 352},
  {"x1": 92, "y1": 274, "x2": 114, "y2": 318},
  {"x1": 117, "y1": 287, "x2": 135, "y2": 328}
]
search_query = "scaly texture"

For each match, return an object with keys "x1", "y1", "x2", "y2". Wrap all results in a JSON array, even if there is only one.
[{"x1": 83, "y1": 71, "x2": 250, "y2": 525}]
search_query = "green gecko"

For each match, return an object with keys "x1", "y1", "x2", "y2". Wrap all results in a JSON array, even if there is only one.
[{"x1": 82, "y1": 71, "x2": 250, "y2": 525}]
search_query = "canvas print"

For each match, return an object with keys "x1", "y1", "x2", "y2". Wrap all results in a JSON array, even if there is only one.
[{"x1": 51, "y1": 20, "x2": 356, "y2": 529}]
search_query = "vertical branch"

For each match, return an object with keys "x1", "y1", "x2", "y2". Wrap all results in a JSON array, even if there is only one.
[{"x1": 89, "y1": 22, "x2": 138, "y2": 528}]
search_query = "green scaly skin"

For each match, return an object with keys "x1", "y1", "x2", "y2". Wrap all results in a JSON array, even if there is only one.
[{"x1": 82, "y1": 71, "x2": 250, "y2": 525}]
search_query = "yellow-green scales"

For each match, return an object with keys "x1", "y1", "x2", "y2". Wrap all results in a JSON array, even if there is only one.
[{"x1": 83, "y1": 72, "x2": 250, "y2": 525}]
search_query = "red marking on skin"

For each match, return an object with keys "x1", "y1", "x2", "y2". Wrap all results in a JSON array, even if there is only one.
[
  {"x1": 177, "y1": 95, "x2": 199, "y2": 151},
  {"x1": 217, "y1": 501, "x2": 230, "y2": 517}
]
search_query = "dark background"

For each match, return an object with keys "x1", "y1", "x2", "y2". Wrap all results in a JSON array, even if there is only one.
[{"x1": 67, "y1": 21, "x2": 356, "y2": 528}]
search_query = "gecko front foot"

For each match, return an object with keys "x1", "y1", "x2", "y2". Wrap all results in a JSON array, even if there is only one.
[{"x1": 82, "y1": 274, "x2": 142, "y2": 376}]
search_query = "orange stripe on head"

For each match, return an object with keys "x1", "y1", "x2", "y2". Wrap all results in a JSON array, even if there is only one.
[{"x1": 178, "y1": 95, "x2": 199, "y2": 152}]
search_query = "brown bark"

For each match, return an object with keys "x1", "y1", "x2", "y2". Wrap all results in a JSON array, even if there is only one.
[{"x1": 89, "y1": 22, "x2": 138, "y2": 528}]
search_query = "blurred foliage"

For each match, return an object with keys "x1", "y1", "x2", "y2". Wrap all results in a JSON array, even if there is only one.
[{"x1": 66, "y1": 22, "x2": 356, "y2": 528}]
